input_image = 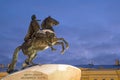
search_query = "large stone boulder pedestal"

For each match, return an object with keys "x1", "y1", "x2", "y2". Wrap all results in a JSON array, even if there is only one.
[{"x1": 2, "y1": 64, "x2": 81, "y2": 80}]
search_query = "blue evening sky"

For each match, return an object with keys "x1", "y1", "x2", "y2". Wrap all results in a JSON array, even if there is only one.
[{"x1": 0, "y1": 0, "x2": 120, "y2": 65}]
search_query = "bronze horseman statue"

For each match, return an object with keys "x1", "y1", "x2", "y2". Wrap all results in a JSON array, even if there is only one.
[
  {"x1": 7, "y1": 14, "x2": 69, "y2": 73},
  {"x1": 24, "y1": 15, "x2": 56, "y2": 51}
]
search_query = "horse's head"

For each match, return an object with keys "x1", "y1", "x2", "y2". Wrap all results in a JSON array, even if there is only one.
[{"x1": 44, "y1": 16, "x2": 59, "y2": 27}]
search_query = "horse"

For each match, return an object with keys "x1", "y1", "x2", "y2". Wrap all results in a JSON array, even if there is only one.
[{"x1": 7, "y1": 16, "x2": 69, "y2": 73}]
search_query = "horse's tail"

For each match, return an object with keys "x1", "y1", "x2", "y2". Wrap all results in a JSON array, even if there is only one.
[{"x1": 7, "y1": 46, "x2": 22, "y2": 73}]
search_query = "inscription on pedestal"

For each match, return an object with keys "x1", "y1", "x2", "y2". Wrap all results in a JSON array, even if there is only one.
[{"x1": 20, "y1": 72, "x2": 48, "y2": 80}]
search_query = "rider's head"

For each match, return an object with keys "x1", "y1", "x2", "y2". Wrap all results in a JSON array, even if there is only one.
[{"x1": 31, "y1": 14, "x2": 36, "y2": 20}]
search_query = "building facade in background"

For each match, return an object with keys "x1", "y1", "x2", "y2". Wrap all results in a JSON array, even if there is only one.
[{"x1": 81, "y1": 68, "x2": 120, "y2": 80}]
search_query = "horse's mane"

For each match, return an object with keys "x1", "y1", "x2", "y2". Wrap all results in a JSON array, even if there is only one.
[{"x1": 41, "y1": 17, "x2": 49, "y2": 29}]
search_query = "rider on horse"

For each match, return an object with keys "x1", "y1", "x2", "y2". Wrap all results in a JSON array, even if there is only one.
[
  {"x1": 24, "y1": 15, "x2": 40, "y2": 42},
  {"x1": 24, "y1": 14, "x2": 56, "y2": 51},
  {"x1": 7, "y1": 15, "x2": 69, "y2": 73}
]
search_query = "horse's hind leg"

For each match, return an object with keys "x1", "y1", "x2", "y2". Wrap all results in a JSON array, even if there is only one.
[
  {"x1": 22, "y1": 57, "x2": 30, "y2": 69},
  {"x1": 22, "y1": 55, "x2": 31, "y2": 68},
  {"x1": 26, "y1": 50, "x2": 38, "y2": 65},
  {"x1": 22, "y1": 50, "x2": 37, "y2": 68},
  {"x1": 29, "y1": 53, "x2": 37, "y2": 65},
  {"x1": 22, "y1": 54, "x2": 36, "y2": 69}
]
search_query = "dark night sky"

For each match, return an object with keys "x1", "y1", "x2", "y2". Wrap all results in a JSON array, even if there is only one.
[{"x1": 0, "y1": 0, "x2": 120, "y2": 65}]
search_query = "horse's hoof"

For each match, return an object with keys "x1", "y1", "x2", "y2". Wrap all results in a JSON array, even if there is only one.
[
  {"x1": 38, "y1": 64, "x2": 42, "y2": 66},
  {"x1": 52, "y1": 48, "x2": 56, "y2": 51},
  {"x1": 66, "y1": 46, "x2": 69, "y2": 49},
  {"x1": 7, "y1": 70, "x2": 12, "y2": 74},
  {"x1": 31, "y1": 63, "x2": 38, "y2": 66},
  {"x1": 22, "y1": 63, "x2": 28, "y2": 68},
  {"x1": 61, "y1": 50, "x2": 65, "y2": 54},
  {"x1": 31, "y1": 62, "x2": 38, "y2": 66},
  {"x1": 21, "y1": 67, "x2": 27, "y2": 70},
  {"x1": 7, "y1": 69, "x2": 13, "y2": 74},
  {"x1": 7, "y1": 69, "x2": 18, "y2": 74},
  {"x1": 22, "y1": 64, "x2": 29, "y2": 70}
]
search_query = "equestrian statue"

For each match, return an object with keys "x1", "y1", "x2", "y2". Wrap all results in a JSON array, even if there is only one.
[{"x1": 7, "y1": 15, "x2": 69, "y2": 73}]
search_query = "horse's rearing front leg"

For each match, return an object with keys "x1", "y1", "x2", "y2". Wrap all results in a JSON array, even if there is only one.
[
  {"x1": 55, "y1": 42, "x2": 65, "y2": 54},
  {"x1": 57, "y1": 38, "x2": 69, "y2": 49}
]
